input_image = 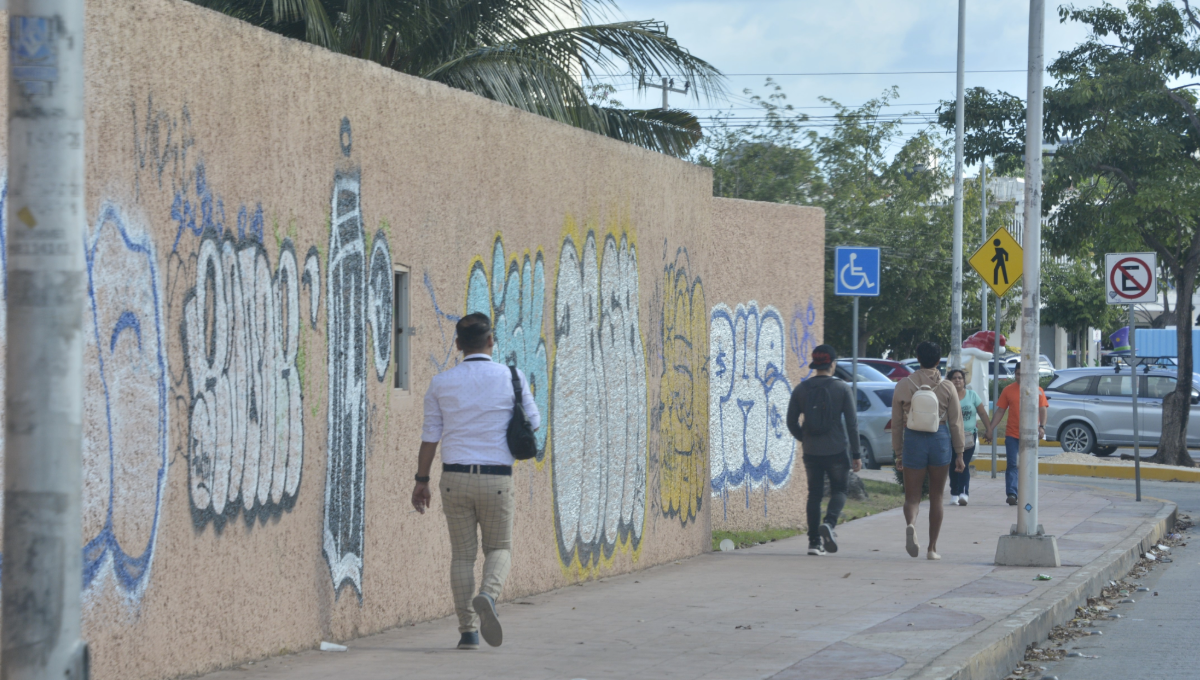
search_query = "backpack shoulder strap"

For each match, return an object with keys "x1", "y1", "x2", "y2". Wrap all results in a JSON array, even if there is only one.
[{"x1": 508, "y1": 365, "x2": 522, "y2": 405}]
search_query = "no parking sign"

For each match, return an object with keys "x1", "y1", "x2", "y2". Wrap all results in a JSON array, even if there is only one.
[{"x1": 1105, "y1": 253, "x2": 1157, "y2": 305}]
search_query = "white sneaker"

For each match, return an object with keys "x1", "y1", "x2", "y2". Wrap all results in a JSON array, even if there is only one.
[{"x1": 958, "y1": 494, "x2": 969, "y2": 506}]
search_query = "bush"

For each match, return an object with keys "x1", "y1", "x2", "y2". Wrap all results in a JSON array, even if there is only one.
[{"x1": 893, "y1": 466, "x2": 930, "y2": 497}]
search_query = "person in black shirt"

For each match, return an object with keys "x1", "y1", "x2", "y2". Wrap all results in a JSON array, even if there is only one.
[{"x1": 786, "y1": 345, "x2": 861, "y2": 556}]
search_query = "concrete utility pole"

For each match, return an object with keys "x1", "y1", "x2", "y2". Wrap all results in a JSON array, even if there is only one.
[
  {"x1": 996, "y1": 0, "x2": 1060, "y2": 568},
  {"x1": 981, "y1": 161, "x2": 988, "y2": 332},
  {"x1": 4, "y1": 2, "x2": 90, "y2": 679},
  {"x1": 641, "y1": 76, "x2": 689, "y2": 110},
  {"x1": 949, "y1": 0, "x2": 966, "y2": 370}
]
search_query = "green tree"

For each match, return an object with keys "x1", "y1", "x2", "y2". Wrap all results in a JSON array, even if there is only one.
[
  {"x1": 191, "y1": 0, "x2": 724, "y2": 156},
  {"x1": 1040, "y1": 257, "x2": 1124, "y2": 360},
  {"x1": 695, "y1": 80, "x2": 822, "y2": 203},
  {"x1": 939, "y1": 0, "x2": 1200, "y2": 466}
]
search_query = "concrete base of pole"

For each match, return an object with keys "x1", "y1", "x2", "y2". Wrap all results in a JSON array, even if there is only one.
[{"x1": 995, "y1": 533, "x2": 1061, "y2": 568}]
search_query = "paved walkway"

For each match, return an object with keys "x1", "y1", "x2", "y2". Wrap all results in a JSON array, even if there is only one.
[{"x1": 200, "y1": 476, "x2": 1169, "y2": 680}]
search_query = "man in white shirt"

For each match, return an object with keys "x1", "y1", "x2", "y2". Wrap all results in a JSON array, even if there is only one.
[{"x1": 412, "y1": 313, "x2": 540, "y2": 650}]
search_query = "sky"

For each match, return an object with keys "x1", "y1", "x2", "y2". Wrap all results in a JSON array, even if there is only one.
[{"x1": 603, "y1": 0, "x2": 1112, "y2": 160}]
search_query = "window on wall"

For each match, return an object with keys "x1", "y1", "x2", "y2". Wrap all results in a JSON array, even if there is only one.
[{"x1": 394, "y1": 267, "x2": 410, "y2": 390}]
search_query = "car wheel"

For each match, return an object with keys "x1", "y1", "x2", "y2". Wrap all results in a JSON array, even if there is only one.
[
  {"x1": 1059, "y1": 422, "x2": 1096, "y2": 454},
  {"x1": 1093, "y1": 445, "x2": 1117, "y2": 457},
  {"x1": 860, "y1": 437, "x2": 880, "y2": 470}
]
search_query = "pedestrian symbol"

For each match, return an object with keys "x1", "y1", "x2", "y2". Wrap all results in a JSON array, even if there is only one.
[{"x1": 969, "y1": 228, "x2": 1023, "y2": 297}]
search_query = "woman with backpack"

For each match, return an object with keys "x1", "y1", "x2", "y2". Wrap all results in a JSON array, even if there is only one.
[
  {"x1": 890, "y1": 341, "x2": 966, "y2": 560},
  {"x1": 946, "y1": 368, "x2": 989, "y2": 506}
]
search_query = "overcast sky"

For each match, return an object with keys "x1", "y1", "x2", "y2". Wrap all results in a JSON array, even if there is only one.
[{"x1": 607, "y1": 0, "x2": 1111, "y2": 157}]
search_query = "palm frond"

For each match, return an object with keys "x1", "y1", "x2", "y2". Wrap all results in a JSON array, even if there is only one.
[{"x1": 597, "y1": 107, "x2": 703, "y2": 156}]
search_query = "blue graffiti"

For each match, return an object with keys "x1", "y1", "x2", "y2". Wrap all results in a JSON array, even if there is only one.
[
  {"x1": 466, "y1": 237, "x2": 550, "y2": 458},
  {"x1": 424, "y1": 271, "x2": 462, "y2": 373},
  {"x1": 170, "y1": 161, "x2": 262, "y2": 251},
  {"x1": 81, "y1": 205, "x2": 169, "y2": 598},
  {"x1": 790, "y1": 298, "x2": 818, "y2": 381},
  {"x1": 709, "y1": 302, "x2": 794, "y2": 504}
]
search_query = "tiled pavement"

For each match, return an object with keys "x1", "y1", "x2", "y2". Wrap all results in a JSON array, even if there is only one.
[{"x1": 198, "y1": 476, "x2": 1170, "y2": 680}]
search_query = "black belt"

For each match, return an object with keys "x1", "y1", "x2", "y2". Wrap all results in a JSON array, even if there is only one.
[{"x1": 443, "y1": 463, "x2": 512, "y2": 476}]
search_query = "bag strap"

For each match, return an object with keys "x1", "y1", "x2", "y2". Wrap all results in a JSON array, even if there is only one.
[{"x1": 508, "y1": 365, "x2": 522, "y2": 407}]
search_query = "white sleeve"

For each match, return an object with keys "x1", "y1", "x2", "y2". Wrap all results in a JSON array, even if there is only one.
[
  {"x1": 519, "y1": 369, "x2": 541, "y2": 430},
  {"x1": 421, "y1": 382, "x2": 443, "y2": 443}
]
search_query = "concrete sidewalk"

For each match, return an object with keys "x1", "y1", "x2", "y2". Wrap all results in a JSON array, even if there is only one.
[{"x1": 199, "y1": 477, "x2": 1173, "y2": 680}]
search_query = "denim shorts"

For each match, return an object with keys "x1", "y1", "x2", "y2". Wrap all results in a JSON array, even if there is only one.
[{"x1": 903, "y1": 423, "x2": 952, "y2": 469}]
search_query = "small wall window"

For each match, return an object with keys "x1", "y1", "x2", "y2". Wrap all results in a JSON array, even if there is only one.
[{"x1": 394, "y1": 267, "x2": 410, "y2": 390}]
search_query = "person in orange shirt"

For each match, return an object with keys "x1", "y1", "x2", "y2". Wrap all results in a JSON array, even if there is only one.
[{"x1": 987, "y1": 361, "x2": 1048, "y2": 506}]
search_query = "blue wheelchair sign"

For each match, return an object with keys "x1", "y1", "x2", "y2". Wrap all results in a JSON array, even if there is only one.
[{"x1": 835, "y1": 247, "x2": 880, "y2": 296}]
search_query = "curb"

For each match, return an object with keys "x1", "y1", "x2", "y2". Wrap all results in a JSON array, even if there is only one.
[
  {"x1": 971, "y1": 459, "x2": 1200, "y2": 483},
  {"x1": 908, "y1": 493, "x2": 1177, "y2": 680}
]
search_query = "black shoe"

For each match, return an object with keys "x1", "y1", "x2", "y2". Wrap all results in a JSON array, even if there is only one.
[
  {"x1": 807, "y1": 542, "x2": 827, "y2": 556},
  {"x1": 1006, "y1": 495, "x2": 1018, "y2": 506},
  {"x1": 819, "y1": 523, "x2": 838, "y2": 553},
  {"x1": 472, "y1": 592, "x2": 503, "y2": 647},
  {"x1": 457, "y1": 632, "x2": 479, "y2": 650}
]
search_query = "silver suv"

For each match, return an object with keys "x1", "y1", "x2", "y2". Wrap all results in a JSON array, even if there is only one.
[{"x1": 1044, "y1": 367, "x2": 1200, "y2": 456}]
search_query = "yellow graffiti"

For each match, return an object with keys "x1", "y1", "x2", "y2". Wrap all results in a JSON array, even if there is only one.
[{"x1": 658, "y1": 250, "x2": 708, "y2": 524}]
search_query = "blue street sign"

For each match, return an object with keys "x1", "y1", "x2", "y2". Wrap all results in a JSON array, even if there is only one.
[{"x1": 835, "y1": 247, "x2": 880, "y2": 296}]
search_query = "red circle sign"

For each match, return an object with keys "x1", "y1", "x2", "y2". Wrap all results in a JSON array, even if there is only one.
[{"x1": 1109, "y1": 257, "x2": 1153, "y2": 299}]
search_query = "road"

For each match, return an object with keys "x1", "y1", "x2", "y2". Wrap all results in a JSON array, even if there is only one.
[{"x1": 1036, "y1": 476, "x2": 1200, "y2": 680}]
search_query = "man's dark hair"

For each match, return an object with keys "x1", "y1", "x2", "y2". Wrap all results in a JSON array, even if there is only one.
[
  {"x1": 916, "y1": 341, "x2": 941, "y2": 369},
  {"x1": 456, "y1": 313, "x2": 493, "y2": 351},
  {"x1": 1011, "y1": 360, "x2": 1021, "y2": 373}
]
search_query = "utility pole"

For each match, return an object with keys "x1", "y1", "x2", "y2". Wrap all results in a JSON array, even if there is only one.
[
  {"x1": 641, "y1": 76, "x2": 689, "y2": 110},
  {"x1": 981, "y1": 161, "x2": 988, "y2": 332},
  {"x1": 4, "y1": 2, "x2": 90, "y2": 679},
  {"x1": 995, "y1": 0, "x2": 1060, "y2": 568},
  {"x1": 949, "y1": 0, "x2": 966, "y2": 371}
]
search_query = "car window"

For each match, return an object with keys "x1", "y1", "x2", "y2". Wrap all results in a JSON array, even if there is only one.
[
  {"x1": 1054, "y1": 377, "x2": 1092, "y2": 395},
  {"x1": 856, "y1": 389, "x2": 871, "y2": 412},
  {"x1": 1145, "y1": 376, "x2": 1176, "y2": 399},
  {"x1": 874, "y1": 389, "x2": 894, "y2": 408},
  {"x1": 1096, "y1": 375, "x2": 1133, "y2": 397}
]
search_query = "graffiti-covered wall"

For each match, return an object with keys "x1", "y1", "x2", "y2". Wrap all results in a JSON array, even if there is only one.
[{"x1": 0, "y1": 2, "x2": 822, "y2": 678}]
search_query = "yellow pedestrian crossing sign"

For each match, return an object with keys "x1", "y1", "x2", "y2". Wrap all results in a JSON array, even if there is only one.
[{"x1": 969, "y1": 227, "x2": 1023, "y2": 297}]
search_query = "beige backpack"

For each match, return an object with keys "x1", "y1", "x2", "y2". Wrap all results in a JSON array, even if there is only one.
[{"x1": 907, "y1": 380, "x2": 942, "y2": 433}]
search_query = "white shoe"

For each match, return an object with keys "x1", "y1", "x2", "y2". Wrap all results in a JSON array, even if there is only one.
[
  {"x1": 958, "y1": 494, "x2": 968, "y2": 506},
  {"x1": 905, "y1": 524, "x2": 919, "y2": 558},
  {"x1": 927, "y1": 550, "x2": 941, "y2": 560}
]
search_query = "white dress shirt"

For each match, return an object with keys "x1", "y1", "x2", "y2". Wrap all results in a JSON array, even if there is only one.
[{"x1": 421, "y1": 353, "x2": 541, "y2": 465}]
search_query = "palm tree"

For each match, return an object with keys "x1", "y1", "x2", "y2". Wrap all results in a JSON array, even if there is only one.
[{"x1": 192, "y1": 0, "x2": 725, "y2": 156}]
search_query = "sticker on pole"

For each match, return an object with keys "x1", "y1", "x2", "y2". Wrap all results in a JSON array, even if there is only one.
[
  {"x1": 1105, "y1": 253, "x2": 1157, "y2": 305},
  {"x1": 834, "y1": 247, "x2": 880, "y2": 297}
]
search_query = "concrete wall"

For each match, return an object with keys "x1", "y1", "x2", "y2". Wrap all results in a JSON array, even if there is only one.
[{"x1": 0, "y1": 1, "x2": 823, "y2": 678}]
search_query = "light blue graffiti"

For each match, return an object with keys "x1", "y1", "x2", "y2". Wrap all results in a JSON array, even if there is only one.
[
  {"x1": 424, "y1": 271, "x2": 462, "y2": 374},
  {"x1": 81, "y1": 205, "x2": 169, "y2": 599},
  {"x1": 709, "y1": 302, "x2": 794, "y2": 512},
  {"x1": 465, "y1": 237, "x2": 550, "y2": 458},
  {"x1": 790, "y1": 298, "x2": 818, "y2": 380}
]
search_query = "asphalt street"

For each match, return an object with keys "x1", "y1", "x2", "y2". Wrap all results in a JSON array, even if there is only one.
[{"x1": 1036, "y1": 476, "x2": 1200, "y2": 680}]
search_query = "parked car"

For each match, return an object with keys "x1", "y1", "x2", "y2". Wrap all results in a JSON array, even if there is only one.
[
  {"x1": 1004, "y1": 354, "x2": 1054, "y2": 377},
  {"x1": 900, "y1": 357, "x2": 947, "y2": 376},
  {"x1": 1044, "y1": 366, "x2": 1200, "y2": 455},
  {"x1": 851, "y1": 381, "x2": 897, "y2": 469},
  {"x1": 833, "y1": 362, "x2": 893, "y2": 384},
  {"x1": 858, "y1": 358, "x2": 912, "y2": 382}
]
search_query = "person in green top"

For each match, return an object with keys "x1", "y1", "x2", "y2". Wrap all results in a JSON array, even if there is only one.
[{"x1": 946, "y1": 369, "x2": 989, "y2": 506}]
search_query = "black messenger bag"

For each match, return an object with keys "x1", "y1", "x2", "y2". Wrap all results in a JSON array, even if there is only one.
[{"x1": 507, "y1": 366, "x2": 538, "y2": 460}]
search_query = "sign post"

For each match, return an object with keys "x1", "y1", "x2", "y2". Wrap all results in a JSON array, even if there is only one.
[
  {"x1": 1105, "y1": 252, "x2": 1157, "y2": 502},
  {"x1": 969, "y1": 227, "x2": 1024, "y2": 478},
  {"x1": 835, "y1": 247, "x2": 880, "y2": 413}
]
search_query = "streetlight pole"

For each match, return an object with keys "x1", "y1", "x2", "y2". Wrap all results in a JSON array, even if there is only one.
[
  {"x1": 950, "y1": 0, "x2": 967, "y2": 370},
  {"x1": 995, "y1": 0, "x2": 1059, "y2": 568},
  {"x1": 3, "y1": 2, "x2": 90, "y2": 678}
]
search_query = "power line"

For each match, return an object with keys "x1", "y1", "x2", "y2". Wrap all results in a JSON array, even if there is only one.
[{"x1": 591, "y1": 69, "x2": 1026, "y2": 78}]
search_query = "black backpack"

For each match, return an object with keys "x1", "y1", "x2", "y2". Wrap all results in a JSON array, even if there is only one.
[
  {"x1": 507, "y1": 366, "x2": 538, "y2": 460},
  {"x1": 803, "y1": 378, "x2": 838, "y2": 436}
]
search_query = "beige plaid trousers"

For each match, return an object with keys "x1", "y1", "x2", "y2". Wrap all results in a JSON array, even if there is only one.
[{"x1": 440, "y1": 470, "x2": 514, "y2": 633}]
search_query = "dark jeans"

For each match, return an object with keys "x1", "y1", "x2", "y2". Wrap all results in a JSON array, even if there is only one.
[
  {"x1": 1005, "y1": 436, "x2": 1020, "y2": 497},
  {"x1": 804, "y1": 455, "x2": 850, "y2": 543},
  {"x1": 949, "y1": 445, "x2": 975, "y2": 496}
]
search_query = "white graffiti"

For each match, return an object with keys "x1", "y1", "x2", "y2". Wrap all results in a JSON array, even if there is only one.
[
  {"x1": 709, "y1": 302, "x2": 794, "y2": 496},
  {"x1": 302, "y1": 246, "x2": 321, "y2": 329},
  {"x1": 551, "y1": 232, "x2": 647, "y2": 568},
  {"x1": 182, "y1": 233, "x2": 306, "y2": 526},
  {"x1": 323, "y1": 171, "x2": 392, "y2": 596}
]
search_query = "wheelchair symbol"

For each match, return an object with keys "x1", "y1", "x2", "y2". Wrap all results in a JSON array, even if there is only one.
[{"x1": 839, "y1": 253, "x2": 875, "y2": 291}]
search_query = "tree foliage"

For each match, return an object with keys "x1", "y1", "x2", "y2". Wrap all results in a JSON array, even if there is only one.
[
  {"x1": 940, "y1": 0, "x2": 1200, "y2": 465},
  {"x1": 191, "y1": 0, "x2": 725, "y2": 156}
]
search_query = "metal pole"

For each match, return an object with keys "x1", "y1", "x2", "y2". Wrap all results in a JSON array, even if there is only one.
[
  {"x1": 981, "y1": 162, "x2": 988, "y2": 332},
  {"x1": 4, "y1": 2, "x2": 89, "y2": 679},
  {"x1": 1016, "y1": 0, "x2": 1045, "y2": 537},
  {"x1": 950, "y1": 0, "x2": 967, "y2": 371},
  {"x1": 992, "y1": 297, "x2": 1000, "y2": 478},
  {"x1": 852, "y1": 296, "x2": 859, "y2": 413},
  {"x1": 1131, "y1": 307, "x2": 1141, "y2": 501}
]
